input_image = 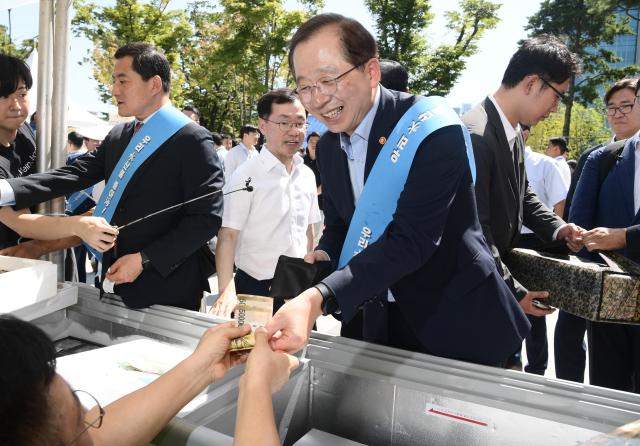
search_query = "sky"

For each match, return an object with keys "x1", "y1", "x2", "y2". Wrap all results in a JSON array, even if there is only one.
[{"x1": 0, "y1": 0, "x2": 542, "y2": 115}]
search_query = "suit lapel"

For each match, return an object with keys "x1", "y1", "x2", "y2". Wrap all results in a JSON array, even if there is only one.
[
  {"x1": 619, "y1": 136, "x2": 639, "y2": 223},
  {"x1": 364, "y1": 87, "x2": 398, "y2": 181},
  {"x1": 484, "y1": 98, "x2": 518, "y2": 202}
]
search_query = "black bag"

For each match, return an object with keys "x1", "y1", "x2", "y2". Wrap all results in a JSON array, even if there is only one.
[{"x1": 269, "y1": 255, "x2": 331, "y2": 299}]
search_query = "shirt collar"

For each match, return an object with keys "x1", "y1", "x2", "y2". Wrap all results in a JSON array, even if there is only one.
[
  {"x1": 340, "y1": 85, "x2": 381, "y2": 148},
  {"x1": 488, "y1": 94, "x2": 519, "y2": 149},
  {"x1": 260, "y1": 145, "x2": 303, "y2": 172},
  {"x1": 137, "y1": 102, "x2": 171, "y2": 126}
]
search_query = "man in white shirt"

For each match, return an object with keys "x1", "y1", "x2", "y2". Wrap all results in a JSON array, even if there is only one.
[
  {"x1": 224, "y1": 124, "x2": 260, "y2": 181},
  {"x1": 212, "y1": 88, "x2": 321, "y2": 317},
  {"x1": 545, "y1": 136, "x2": 572, "y2": 185}
]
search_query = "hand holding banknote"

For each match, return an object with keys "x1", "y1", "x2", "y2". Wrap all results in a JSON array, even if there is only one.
[{"x1": 192, "y1": 321, "x2": 251, "y2": 383}]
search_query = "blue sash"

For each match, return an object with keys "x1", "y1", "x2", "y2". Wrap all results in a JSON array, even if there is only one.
[
  {"x1": 338, "y1": 96, "x2": 476, "y2": 269},
  {"x1": 88, "y1": 106, "x2": 191, "y2": 260}
]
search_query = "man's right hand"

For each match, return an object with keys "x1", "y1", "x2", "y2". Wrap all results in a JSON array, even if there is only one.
[
  {"x1": 0, "y1": 240, "x2": 48, "y2": 259},
  {"x1": 265, "y1": 287, "x2": 324, "y2": 353},
  {"x1": 303, "y1": 250, "x2": 329, "y2": 264},
  {"x1": 520, "y1": 290, "x2": 555, "y2": 317},
  {"x1": 210, "y1": 290, "x2": 238, "y2": 319}
]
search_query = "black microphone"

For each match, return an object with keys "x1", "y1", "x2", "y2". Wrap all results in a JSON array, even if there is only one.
[{"x1": 116, "y1": 178, "x2": 254, "y2": 231}]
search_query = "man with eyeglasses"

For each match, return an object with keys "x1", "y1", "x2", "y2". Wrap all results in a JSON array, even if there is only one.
[
  {"x1": 566, "y1": 77, "x2": 640, "y2": 393},
  {"x1": 264, "y1": 14, "x2": 532, "y2": 367},
  {"x1": 0, "y1": 315, "x2": 298, "y2": 446},
  {"x1": 554, "y1": 78, "x2": 640, "y2": 385},
  {"x1": 212, "y1": 88, "x2": 321, "y2": 318}
]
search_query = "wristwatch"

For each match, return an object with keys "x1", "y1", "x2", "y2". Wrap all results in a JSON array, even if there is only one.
[
  {"x1": 314, "y1": 282, "x2": 340, "y2": 316},
  {"x1": 140, "y1": 251, "x2": 151, "y2": 271}
]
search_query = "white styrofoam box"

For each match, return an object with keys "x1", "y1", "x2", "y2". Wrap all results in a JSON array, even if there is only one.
[{"x1": 0, "y1": 255, "x2": 57, "y2": 312}]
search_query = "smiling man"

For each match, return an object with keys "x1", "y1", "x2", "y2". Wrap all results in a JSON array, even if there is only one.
[
  {"x1": 212, "y1": 88, "x2": 320, "y2": 317},
  {"x1": 0, "y1": 43, "x2": 223, "y2": 310},
  {"x1": 264, "y1": 14, "x2": 532, "y2": 367}
]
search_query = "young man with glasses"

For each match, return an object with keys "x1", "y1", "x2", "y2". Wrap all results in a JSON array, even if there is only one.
[
  {"x1": 566, "y1": 77, "x2": 640, "y2": 393},
  {"x1": 0, "y1": 315, "x2": 298, "y2": 446},
  {"x1": 265, "y1": 14, "x2": 533, "y2": 367},
  {"x1": 462, "y1": 35, "x2": 584, "y2": 373},
  {"x1": 555, "y1": 77, "x2": 640, "y2": 384},
  {"x1": 212, "y1": 88, "x2": 321, "y2": 318}
]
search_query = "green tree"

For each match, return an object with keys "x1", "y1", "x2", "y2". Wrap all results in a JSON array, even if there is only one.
[
  {"x1": 526, "y1": 0, "x2": 637, "y2": 140},
  {"x1": 180, "y1": 0, "x2": 322, "y2": 133},
  {"x1": 528, "y1": 103, "x2": 611, "y2": 157},
  {"x1": 0, "y1": 25, "x2": 36, "y2": 60},
  {"x1": 365, "y1": 0, "x2": 501, "y2": 95},
  {"x1": 72, "y1": 0, "x2": 192, "y2": 104}
]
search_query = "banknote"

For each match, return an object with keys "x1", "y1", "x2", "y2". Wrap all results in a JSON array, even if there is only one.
[{"x1": 229, "y1": 294, "x2": 273, "y2": 351}]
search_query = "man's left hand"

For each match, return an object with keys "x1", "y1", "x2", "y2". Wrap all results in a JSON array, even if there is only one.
[
  {"x1": 105, "y1": 252, "x2": 144, "y2": 285},
  {"x1": 582, "y1": 227, "x2": 626, "y2": 252},
  {"x1": 557, "y1": 223, "x2": 584, "y2": 252},
  {"x1": 0, "y1": 240, "x2": 47, "y2": 259}
]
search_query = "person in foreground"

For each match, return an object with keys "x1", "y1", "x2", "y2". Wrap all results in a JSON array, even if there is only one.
[
  {"x1": 0, "y1": 315, "x2": 298, "y2": 446},
  {"x1": 266, "y1": 13, "x2": 530, "y2": 366}
]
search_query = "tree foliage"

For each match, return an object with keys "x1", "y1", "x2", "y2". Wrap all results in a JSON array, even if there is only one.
[
  {"x1": 72, "y1": 0, "x2": 193, "y2": 103},
  {"x1": 0, "y1": 25, "x2": 36, "y2": 60},
  {"x1": 528, "y1": 103, "x2": 611, "y2": 157},
  {"x1": 71, "y1": 0, "x2": 321, "y2": 132},
  {"x1": 526, "y1": 0, "x2": 638, "y2": 139},
  {"x1": 365, "y1": 0, "x2": 501, "y2": 96},
  {"x1": 180, "y1": 0, "x2": 321, "y2": 133}
]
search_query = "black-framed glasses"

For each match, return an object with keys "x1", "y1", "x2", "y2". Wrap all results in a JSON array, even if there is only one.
[
  {"x1": 540, "y1": 77, "x2": 567, "y2": 102},
  {"x1": 604, "y1": 100, "x2": 637, "y2": 117},
  {"x1": 66, "y1": 390, "x2": 104, "y2": 445},
  {"x1": 295, "y1": 63, "x2": 366, "y2": 101},
  {"x1": 263, "y1": 119, "x2": 307, "y2": 132}
]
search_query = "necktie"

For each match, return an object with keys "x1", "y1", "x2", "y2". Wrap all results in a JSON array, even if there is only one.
[{"x1": 133, "y1": 121, "x2": 143, "y2": 134}]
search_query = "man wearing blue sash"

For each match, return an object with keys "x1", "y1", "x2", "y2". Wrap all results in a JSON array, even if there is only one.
[
  {"x1": 265, "y1": 14, "x2": 530, "y2": 366},
  {"x1": 0, "y1": 43, "x2": 223, "y2": 310}
]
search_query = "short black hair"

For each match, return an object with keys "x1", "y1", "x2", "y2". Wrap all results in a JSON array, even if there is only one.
[
  {"x1": 240, "y1": 124, "x2": 259, "y2": 138},
  {"x1": 0, "y1": 315, "x2": 58, "y2": 445},
  {"x1": 380, "y1": 59, "x2": 409, "y2": 92},
  {"x1": 220, "y1": 133, "x2": 231, "y2": 140},
  {"x1": 0, "y1": 53, "x2": 33, "y2": 98},
  {"x1": 549, "y1": 136, "x2": 569, "y2": 153},
  {"x1": 288, "y1": 13, "x2": 378, "y2": 77},
  {"x1": 604, "y1": 78, "x2": 638, "y2": 104},
  {"x1": 210, "y1": 131, "x2": 222, "y2": 146},
  {"x1": 182, "y1": 104, "x2": 200, "y2": 119},
  {"x1": 257, "y1": 88, "x2": 299, "y2": 120},
  {"x1": 67, "y1": 131, "x2": 84, "y2": 149},
  {"x1": 114, "y1": 42, "x2": 171, "y2": 93},
  {"x1": 307, "y1": 131, "x2": 321, "y2": 142},
  {"x1": 502, "y1": 35, "x2": 579, "y2": 88}
]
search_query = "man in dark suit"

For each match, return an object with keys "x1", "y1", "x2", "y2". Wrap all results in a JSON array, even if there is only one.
[
  {"x1": 569, "y1": 80, "x2": 640, "y2": 391},
  {"x1": 556, "y1": 77, "x2": 640, "y2": 383},
  {"x1": 462, "y1": 36, "x2": 583, "y2": 373},
  {"x1": 265, "y1": 14, "x2": 530, "y2": 366},
  {"x1": 0, "y1": 43, "x2": 223, "y2": 310}
]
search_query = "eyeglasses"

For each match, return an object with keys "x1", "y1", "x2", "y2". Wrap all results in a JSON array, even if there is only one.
[
  {"x1": 263, "y1": 119, "x2": 307, "y2": 132},
  {"x1": 295, "y1": 63, "x2": 365, "y2": 101},
  {"x1": 605, "y1": 99, "x2": 637, "y2": 117},
  {"x1": 540, "y1": 77, "x2": 567, "y2": 102},
  {"x1": 66, "y1": 390, "x2": 104, "y2": 445}
]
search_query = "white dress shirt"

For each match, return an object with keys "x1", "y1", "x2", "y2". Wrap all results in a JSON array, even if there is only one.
[
  {"x1": 553, "y1": 155, "x2": 572, "y2": 186},
  {"x1": 522, "y1": 147, "x2": 569, "y2": 233},
  {"x1": 223, "y1": 142, "x2": 258, "y2": 183},
  {"x1": 222, "y1": 147, "x2": 321, "y2": 280}
]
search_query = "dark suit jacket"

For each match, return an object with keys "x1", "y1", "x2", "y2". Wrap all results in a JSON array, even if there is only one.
[
  {"x1": 8, "y1": 118, "x2": 223, "y2": 309},
  {"x1": 570, "y1": 133, "x2": 640, "y2": 262},
  {"x1": 463, "y1": 98, "x2": 564, "y2": 300},
  {"x1": 316, "y1": 87, "x2": 529, "y2": 365},
  {"x1": 563, "y1": 142, "x2": 605, "y2": 220}
]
